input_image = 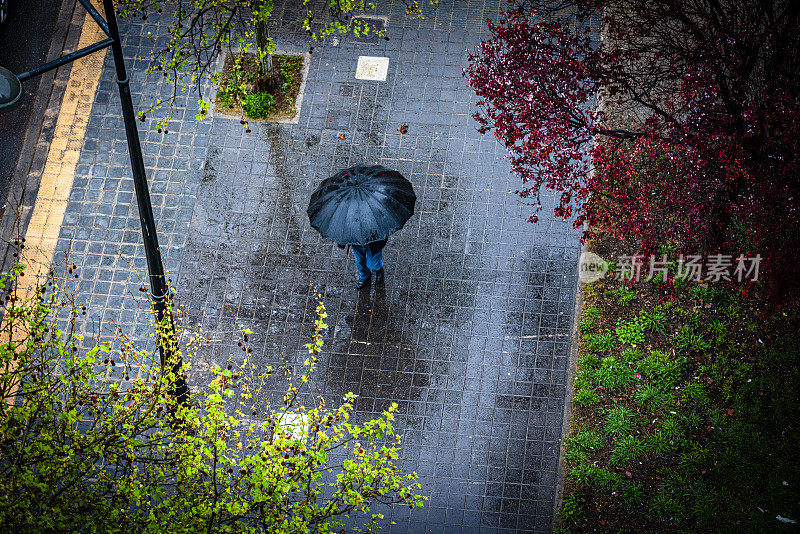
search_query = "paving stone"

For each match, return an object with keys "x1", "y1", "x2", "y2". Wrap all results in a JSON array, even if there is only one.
[{"x1": 51, "y1": 1, "x2": 582, "y2": 532}]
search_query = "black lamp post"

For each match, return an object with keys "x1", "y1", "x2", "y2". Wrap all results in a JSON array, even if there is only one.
[{"x1": 0, "y1": 0, "x2": 187, "y2": 404}]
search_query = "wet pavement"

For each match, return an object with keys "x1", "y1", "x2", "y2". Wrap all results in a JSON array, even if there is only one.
[{"x1": 52, "y1": 0, "x2": 581, "y2": 531}]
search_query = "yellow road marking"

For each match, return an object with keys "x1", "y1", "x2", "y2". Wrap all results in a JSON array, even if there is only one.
[{"x1": 18, "y1": 4, "x2": 107, "y2": 296}]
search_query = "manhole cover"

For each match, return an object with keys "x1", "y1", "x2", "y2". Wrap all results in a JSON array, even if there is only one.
[{"x1": 355, "y1": 56, "x2": 389, "y2": 81}]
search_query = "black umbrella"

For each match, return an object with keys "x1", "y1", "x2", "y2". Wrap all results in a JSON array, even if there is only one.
[{"x1": 307, "y1": 164, "x2": 416, "y2": 246}]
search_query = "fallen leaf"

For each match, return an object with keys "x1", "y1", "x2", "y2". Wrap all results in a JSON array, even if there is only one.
[
  {"x1": 399, "y1": 122, "x2": 408, "y2": 134},
  {"x1": 338, "y1": 134, "x2": 346, "y2": 140}
]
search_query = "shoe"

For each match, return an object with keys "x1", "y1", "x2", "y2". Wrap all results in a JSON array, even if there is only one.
[
  {"x1": 374, "y1": 268, "x2": 385, "y2": 285},
  {"x1": 356, "y1": 276, "x2": 371, "y2": 290}
]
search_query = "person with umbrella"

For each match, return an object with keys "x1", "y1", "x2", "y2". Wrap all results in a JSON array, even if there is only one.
[{"x1": 307, "y1": 164, "x2": 416, "y2": 290}]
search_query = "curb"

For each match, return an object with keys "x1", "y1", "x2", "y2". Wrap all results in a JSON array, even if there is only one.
[
  {"x1": 0, "y1": 0, "x2": 81, "y2": 272},
  {"x1": 552, "y1": 240, "x2": 587, "y2": 532}
]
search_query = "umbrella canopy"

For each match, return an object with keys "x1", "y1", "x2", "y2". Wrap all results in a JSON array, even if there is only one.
[{"x1": 307, "y1": 164, "x2": 416, "y2": 246}]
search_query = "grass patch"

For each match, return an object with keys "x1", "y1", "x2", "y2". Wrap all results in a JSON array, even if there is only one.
[
  {"x1": 604, "y1": 405, "x2": 636, "y2": 438},
  {"x1": 558, "y1": 236, "x2": 800, "y2": 533},
  {"x1": 609, "y1": 435, "x2": 647, "y2": 467},
  {"x1": 573, "y1": 387, "x2": 600, "y2": 407}
]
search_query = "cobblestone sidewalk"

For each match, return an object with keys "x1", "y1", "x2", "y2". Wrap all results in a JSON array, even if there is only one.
[{"x1": 45, "y1": 0, "x2": 581, "y2": 532}]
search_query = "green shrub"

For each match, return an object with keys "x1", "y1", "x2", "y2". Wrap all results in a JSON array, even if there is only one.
[{"x1": 242, "y1": 91, "x2": 275, "y2": 119}]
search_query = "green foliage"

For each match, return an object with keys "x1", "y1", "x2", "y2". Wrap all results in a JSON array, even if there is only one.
[
  {"x1": 217, "y1": 59, "x2": 249, "y2": 108},
  {"x1": 573, "y1": 387, "x2": 600, "y2": 407},
  {"x1": 643, "y1": 431, "x2": 671, "y2": 455},
  {"x1": 615, "y1": 315, "x2": 646, "y2": 345},
  {"x1": 580, "y1": 352, "x2": 601, "y2": 369},
  {"x1": 658, "y1": 417, "x2": 686, "y2": 449},
  {"x1": 621, "y1": 347, "x2": 643, "y2": 362},
  {"x1": 641, "y1": 305, "x2": 669, "y2": 335},
  {"x1": 275, "y1": 55, "x2": 302, "y2": 92},
  {"x1": 241, "y1": 91, "x2": 275, "y2": 118},
  {"x1": 559, "y1": 493, "x2": 584, "y2": 522},
  {"x1": 609, "y1": 436, "x2": 647, "y2": 467},
  {"x1": 604, "y1": 405, "x2": 636, "y2": 438},
  {"x1": 681, "y1": 381, "x2": 710, "y2": 407},
  {"x1": 579, "y1": 356, "x2": 636, "y2": 391},
  {"x1": 0, "y1": 265, "x2": 425, "y2": 532},
  {"x1": 580, "y1": 306, "x2": 601, "y2": 333},
  {"x1": 650, "y1": 490, "x2": 682, "y2": 522},
  {"x1": 617, "y1": 481, "x2": 646, "y2": 510},
  {"x1": 689, "y1": 284, "x2": 711, "y2": 302},
  {"x1": 585, "y1": 331, "x2": 616, "y2": 352},
  {"x1": 599, "y1": 357, "x2": 636, "y2": 390},
  {"x1": 606, "y1": 285, "x2": 637, "y2": 306},
  {"x1": 566, "y1": 430, "x2": 605, "y2": 455},
  {"x1": 635, "y1": 384, "x2": 674, "y2": 412},
  {"x1": 638, "y1": 350, "x2": 686, "y2": 390},
  {"x1": 567, "y1": 266, "x2": 800, "y2": 531},
  {"x1": 570, "y1": 463, "x2": 622, "y2": 489},
  {"x1": 674, "y1": 323, "x2": 711, "y2": 353}
]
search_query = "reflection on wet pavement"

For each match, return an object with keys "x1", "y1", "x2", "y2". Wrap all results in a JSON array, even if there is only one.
[
  {"x1": 173, "y1": 2, "x2": 581, "y2": 533},
  {"x1": 46, "y1": 0, "x2": 581, "y2": 530}
]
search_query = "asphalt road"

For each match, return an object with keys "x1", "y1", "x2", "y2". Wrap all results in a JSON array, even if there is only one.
[{"x1": 0, "y1": 0, "x2": 65, "y2": 198}]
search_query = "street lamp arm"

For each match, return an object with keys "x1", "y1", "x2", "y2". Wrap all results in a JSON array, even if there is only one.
[{"x1": 17, "y1": 38, "x2": 114, "y2": 82}]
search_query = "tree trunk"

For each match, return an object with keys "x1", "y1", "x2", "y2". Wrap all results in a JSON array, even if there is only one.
[{"x1": 254, "y1": 18, "x2": 277, "y2": 91}]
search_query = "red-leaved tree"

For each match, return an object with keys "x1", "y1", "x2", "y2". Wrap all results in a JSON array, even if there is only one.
[{"x1": 466, "y1": 0, "x2": 800, "y2": 300}]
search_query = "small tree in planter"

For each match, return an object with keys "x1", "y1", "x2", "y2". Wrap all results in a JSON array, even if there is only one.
[
  {"x1": 120, "y1": 0, "x2": 439, "y2": 125},
  {"x1": 0, "y1": 256, "x2": 425, "y2": 532}
]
